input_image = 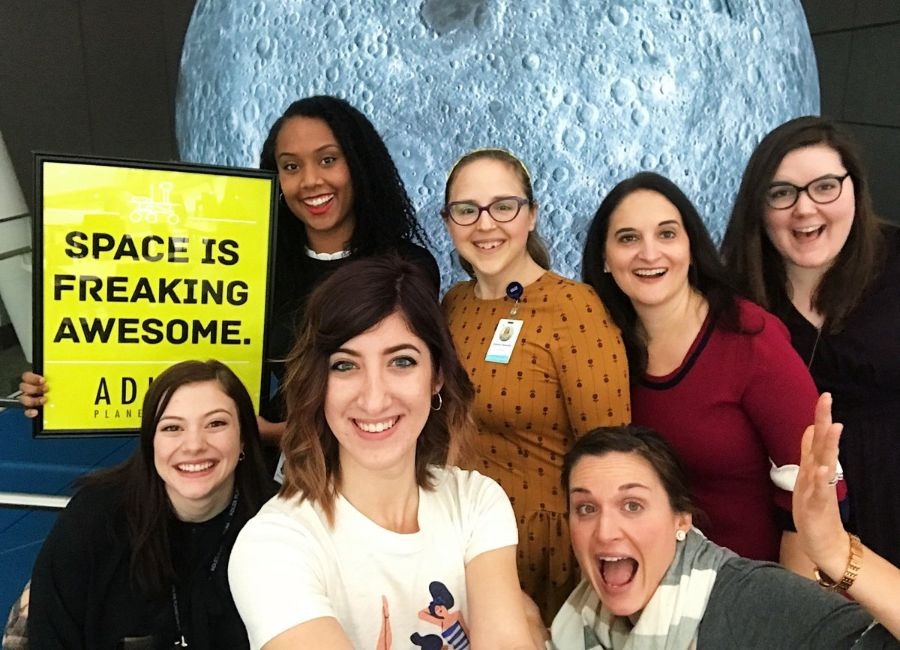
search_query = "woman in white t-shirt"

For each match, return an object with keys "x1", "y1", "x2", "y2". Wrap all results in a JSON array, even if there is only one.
[{"x1": 228, "y1": 256, "x2": 538, "y2": 650}]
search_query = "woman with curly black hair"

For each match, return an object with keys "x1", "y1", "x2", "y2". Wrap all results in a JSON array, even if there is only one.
[
  {"x1": 256, "y1": 96, "x2": 440, "y2": 440},
  {"x1": 18, "y1": 97, "x2": 440, "y2": 451}
]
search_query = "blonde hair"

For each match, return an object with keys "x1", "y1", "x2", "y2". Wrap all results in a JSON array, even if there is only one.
[{"x1": 442, "y1": 148, "x2": 551, "y2": 277}]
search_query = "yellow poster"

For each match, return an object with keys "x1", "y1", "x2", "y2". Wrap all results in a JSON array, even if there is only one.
[{"x1": 36, "y1": 155, "x2": 275, "y2": 435}]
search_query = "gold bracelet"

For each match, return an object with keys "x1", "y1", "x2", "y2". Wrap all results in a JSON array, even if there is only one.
[{"x1": 815, "y1": 533, "x2": 862, "y2": 593}]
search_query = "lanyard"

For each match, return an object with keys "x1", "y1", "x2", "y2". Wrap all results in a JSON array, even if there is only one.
[{"x1": 170, "y1": 488, "x2": 240, "y2": 648}]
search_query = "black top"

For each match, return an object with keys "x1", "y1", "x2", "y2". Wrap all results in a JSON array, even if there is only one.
[
  {"x1": 28, "y1": 483, "x2": 252, "y2": 650},
  {"x1": 779, "y1": 226, "x2": 900, "y2": 567},
  {"x1": 262, "y1": 236, "x2": 440, "y2": 421}
]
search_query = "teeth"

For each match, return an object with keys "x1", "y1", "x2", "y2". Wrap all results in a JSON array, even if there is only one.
[
  {"x1": 355, "y1": 418, "x2": 397, "y2": 433},
  {"x1": 177, "y1": 461, "x2": 214, "y2": 473},
  {"x1": 474, "y1": 241, "x2": 502, "y2": 250},
  {"x1": 304, "y1": 194, "x2": 333, "y2": 206},
  {"x1": 634, "y1": 268, "x2": 666, "y2": 277},
  {"x1": 598, "y1": 556, "x2": 630, "y2": 561},
  {"x1": 795, "y1": 225, "x2": 822, "y2": 234}
]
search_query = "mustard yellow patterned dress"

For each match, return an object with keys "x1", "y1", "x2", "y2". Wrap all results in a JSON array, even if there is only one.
[{"x1": 442, "y1": 272, "x2": 630, "y2": 622}]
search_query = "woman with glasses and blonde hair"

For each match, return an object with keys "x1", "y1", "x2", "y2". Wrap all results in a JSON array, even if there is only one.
[
  {"x1": 722, "y1": 116, "x2": 900, "y2": 568},
  {"x1": 440, "y1": 149, "x2": 631, "y2": 623}
]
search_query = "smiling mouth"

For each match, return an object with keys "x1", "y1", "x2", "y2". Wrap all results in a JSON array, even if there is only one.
[
  {"x1": 301, "y1": 194, "x2": 335, "y2": 215},
  {"x1": 176, "y1": 461, "x2": 216, "y2": 473},
  {"x1": 633, "y1": 268, "x2": 667, "y2": 278},
  {"x1": 303, "y1": 194, "x2": 334, "y2": 207},
  {"x1": 474, "y1": 240, "x2": 504, "y2": 251},
  {"x1": 598, "y1": 556, "x2": 638, "y2": 588},
  {"x1": 793, "y1": 225, "x2": 825, "y2": 240},
  {"x1": 354, "y1": 417, "x2": 398, "y2": 433}
]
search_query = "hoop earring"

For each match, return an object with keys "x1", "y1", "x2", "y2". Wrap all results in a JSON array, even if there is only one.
[
  {"x1": 278, "y1": 191, "x2": 285, "y2": 203},
  {"x1": 431, "y1": 392, "x2": 443, "y2": 411},
  {"x1": 238, "y1": 450, "x2": 246, "y2": 462}
]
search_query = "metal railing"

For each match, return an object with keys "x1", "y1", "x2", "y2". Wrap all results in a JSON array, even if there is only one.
[
  {"x1": 0, "y1": 211, "x2": 31, "y2": 261},
  {"x1": 0, "y1": 492, "x2": 69, "y2": 510}
]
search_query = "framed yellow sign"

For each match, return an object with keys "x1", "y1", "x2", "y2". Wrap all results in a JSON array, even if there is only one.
[{"x1": 34, "y1": 154, "x2": 276, "y2": 436}]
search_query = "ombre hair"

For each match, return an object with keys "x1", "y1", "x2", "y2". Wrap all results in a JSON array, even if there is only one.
[
  {"x1": 279, "y1": 256, "x2": 476, "y2": 523},
  {"x1": 442, "y1": 148, "x2": 551, "y2": 276}
]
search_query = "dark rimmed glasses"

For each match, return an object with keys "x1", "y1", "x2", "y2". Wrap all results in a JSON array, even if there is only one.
[
  {"x1": 442, "y1": 197, "x2": 531, "y2": 226},
  {"x1": 765, "y1": 173, "x2": 850, "y2": 210}
]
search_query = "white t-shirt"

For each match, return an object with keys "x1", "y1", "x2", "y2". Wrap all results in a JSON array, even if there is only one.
[{"x1": 229, "y1": 466, "x2": 518, "y2": 650}]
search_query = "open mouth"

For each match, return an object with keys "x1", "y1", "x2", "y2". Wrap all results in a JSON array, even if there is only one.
[
  {"x1": 793, "y1": 225, "x2": 825, "y2": 240},
  {"x1": 598, "y1": 556, "x2": 638, "y2": 588},
  {"x1": 176, "y1": 461, "x2": 216, "y2": 474},
  {"x1": 302, "y1": 194, "x2": 334, "y2": 215},
  {"x1": 633, "y1": 268, "x2": 667, "y2": 278},
  {"x1": 353, "y1": 417, "x2": 398, "y2": 434}
]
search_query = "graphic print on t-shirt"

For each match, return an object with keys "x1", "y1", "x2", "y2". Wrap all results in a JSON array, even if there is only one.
[
  {"x1": 376, "y1": 580, "x2": 470, "y2": 649},
  {"x1": 415, "y1": 581, "x2": 469, "y2": 649}
]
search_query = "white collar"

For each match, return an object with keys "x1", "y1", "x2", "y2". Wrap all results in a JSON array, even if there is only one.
[{"x1": 304, "y1": 247, "x2": 351, "y2": 261}]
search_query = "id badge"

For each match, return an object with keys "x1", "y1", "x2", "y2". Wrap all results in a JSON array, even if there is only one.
[{"x1": 485, "y1": 318, "x2": 523, "y2": 364}]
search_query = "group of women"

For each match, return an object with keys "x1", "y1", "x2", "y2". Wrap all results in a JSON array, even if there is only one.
[{"x1": 13, "y1": 95, "x2": 899, "y2": 649}]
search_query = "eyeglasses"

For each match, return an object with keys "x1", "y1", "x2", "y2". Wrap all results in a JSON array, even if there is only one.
[
  {"x1": 442, "y1": 197, "x2": 531, "y2": 226},
  {"x1": 765, "y1": 173, "x2": 850, "y2": 210}
]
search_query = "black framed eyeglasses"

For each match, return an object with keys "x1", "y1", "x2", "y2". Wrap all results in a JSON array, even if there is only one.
[
  {"x1": 442, "y1": 197, "x2": 531, "y2": 226},
  {"x1": 765, "y1": 173, "x2": 850, "y2": 210}
]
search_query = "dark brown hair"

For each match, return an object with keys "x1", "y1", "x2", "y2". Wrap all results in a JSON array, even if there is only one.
[
  {"x1": 721, "y1": 116, "x2": 887, "y2": 332},
  {"x1": 582, "y1": 172, "x2": 744, "y2": 374},
  {"x1": 85, "y1": 360, "x2": 270, "y2": 595},
  {"x1": 562, "y1": 425, "x2": 695, "y2": 516},
  {"x1": 442, "y1": 148, "x2": 551, "y2": 276},
  {"x1": 279, "y1": 256, "x2": 475, "y2": 523}
]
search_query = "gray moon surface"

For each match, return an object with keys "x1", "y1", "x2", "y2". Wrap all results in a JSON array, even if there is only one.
[{"x1": 176, "y1": 0, "x2": 819, "y2": 285}]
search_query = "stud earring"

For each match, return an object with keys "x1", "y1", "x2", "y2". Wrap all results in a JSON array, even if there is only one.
[
  {"x1": 675, "y1": 529, "x2": 686, "y2": 542},
  {"x1": 238, "y1": 450, "x2": 246, "y2": 462}
]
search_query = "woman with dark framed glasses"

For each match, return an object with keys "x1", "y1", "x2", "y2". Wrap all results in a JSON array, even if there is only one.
[
  {"x1": 440, "y1": 148, "x2": 631, "y2": 623},
  {"x1": 722, "y1": 116, "x2": 900, "y2": 568}
]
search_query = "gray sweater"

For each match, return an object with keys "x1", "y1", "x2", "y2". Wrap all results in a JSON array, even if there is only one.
[{"x1": 698, "y1": 557, "x2": 897, "y2": 649}]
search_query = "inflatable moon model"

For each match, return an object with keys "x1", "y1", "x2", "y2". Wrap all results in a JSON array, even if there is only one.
[{"x1": 177, "y1": 0, "x2": 818, "y2": 282}]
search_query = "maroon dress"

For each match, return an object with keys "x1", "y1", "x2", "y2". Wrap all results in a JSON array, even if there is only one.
[{"x1": 632, "y1": 299, "x2": 821, "y2": 561}]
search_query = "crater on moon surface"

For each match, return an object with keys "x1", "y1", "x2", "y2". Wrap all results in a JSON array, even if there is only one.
[{"x1": 177, "y1": 0, "x2": 819, "y2": 285}]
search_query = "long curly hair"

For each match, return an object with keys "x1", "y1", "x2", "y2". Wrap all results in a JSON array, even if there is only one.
[{"x1": 260, "y1": 95, "x2": 429, "y2": 255}]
